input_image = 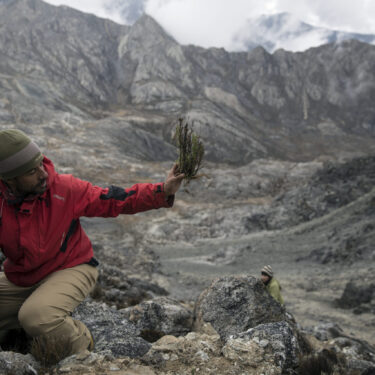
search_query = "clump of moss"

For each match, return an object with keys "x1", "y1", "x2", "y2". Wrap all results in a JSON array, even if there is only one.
[{"x1": 174, "y1": 118, "x2": 205, "y2": 184}]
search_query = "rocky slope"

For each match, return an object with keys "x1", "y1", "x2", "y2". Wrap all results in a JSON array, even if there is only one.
[
  {"x1": 1, "y1": 278, "x2": 374, "y2": 374},
  {"x1": 0, "y1": 1, "x2": 375, "y2": 374},
  {"x1": 1, "y1": 0, "x2": 375, "y2": 164}
]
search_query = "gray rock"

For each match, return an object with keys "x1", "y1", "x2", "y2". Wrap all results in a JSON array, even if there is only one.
[
  {"x1": 330, "y1": 336, "x2": 375, "y2": 372},
  {"x1": 120, "y1": 297, "x2": 193, "y2": 342},
  {"x1": 96, "y1": 264, "x2": 168, "y2": 308},
  {"x1": 224, "y1": 321, "x2": 300, "y2": 374},
  {"x1": 310, "y1": 322, "x2": 345, "y2": 341},
  {"x1": 361, "y1": 367, "x2": 375, "y2": 375},
  {"x1": 72, "y1": 299, "x2": 151, "y2": 358},
  {"x1": 194, "y1": 276, "x2": 286, "y2": 340},
  {"x1": 79, "y1": 239, "x2": 168, "y2": 309},
  {"x1": 336, "y1": 280, "x2": 375, "y2": 309},
  {"x1": 0, "y1": 352, "x2": 40, "y2": 375},
  {"x1": 268, "y1": 156, "x2": 375, "y2": 231}
]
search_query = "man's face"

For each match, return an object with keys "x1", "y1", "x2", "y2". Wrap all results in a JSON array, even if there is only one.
[
  {"x1": 261, "y1": 273, "x2": 270, "y2": 284},
  {"x1": 8, "y1": 161, "x2": 48, "y2": 196}
]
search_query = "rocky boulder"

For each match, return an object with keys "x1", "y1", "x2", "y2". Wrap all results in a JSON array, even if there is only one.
[
  {"x1": 308, "y1": 322, "x2": 346, "y2": 341},
  {"x1": 303, "y1": 322, "x2": 375, "y2": 374},
  {"x1": 223, "y1": 321, "x2": 300, "y2": 374},
  {"x1": 194, "y1": 275, "x2": 286, "y2": 340},
  {"x1": 336, "y1": 280, "x2": 375, "y2": 309},
  {"x1": 0, "y1": 352, "x2": 40, "y2": 375},
  {"x1": 141, "y1": 333, "x2": 223, "y2": 371},
  {"x1": 120, "y1": 297, "x2": 193, "y2": 342},
  {"x1": 330, "y1": 336, "x2": 375, "y2": 373},
  {"x1": 72, "y1": 299, "x2": 151, "y2": 358}
]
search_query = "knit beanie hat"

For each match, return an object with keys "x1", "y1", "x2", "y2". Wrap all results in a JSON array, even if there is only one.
[
  {"x1": 261, "y1": 265, "x2": 273, "y2": 278},
  {"x1": 0, "y1": 129, "x2": 43, "y2": 180}
]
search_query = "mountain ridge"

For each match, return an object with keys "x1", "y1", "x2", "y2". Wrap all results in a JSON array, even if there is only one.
[{"x1": 0, "y1": 0, "x2": 375, "y2": 164}]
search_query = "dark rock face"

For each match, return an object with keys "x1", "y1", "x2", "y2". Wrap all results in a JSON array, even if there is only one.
[
  {"x1": 260, "y1": 156, "x2": 375, "y2": 232},
  {"x1": 82, "y1": 240, "x2": 168, "y2": 309},
  {"x1": 95, "y1": 263, "x2": 168, "y2": 308},
  {"x1": 194, "y1": 276, "x2": 286, "y2": 340},
  {"x1": 120, "y1": 297, "x2": 193, "y2": 342},
  {"x1": 72, "y1": 299, "x2": 151, "y2": 358},
  {"x1": 330, "y1": 336, "x2": 375, "y2": 373},
  {"x1": 336, "y1": 281, "x2": 375, "y2": 309}
]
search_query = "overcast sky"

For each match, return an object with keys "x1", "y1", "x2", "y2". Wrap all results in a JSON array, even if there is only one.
[{"x1": 45, "y1": 0, "x2": 375, "y2": 50}]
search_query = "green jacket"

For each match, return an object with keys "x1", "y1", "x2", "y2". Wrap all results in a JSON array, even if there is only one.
[{"x1": 266, "y1": 277, "x2": 284, "y2": 305}]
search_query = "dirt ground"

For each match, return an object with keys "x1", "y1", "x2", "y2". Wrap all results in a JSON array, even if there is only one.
[{"x1": 154, "y1": 231, "x2": 375, "y2": 347}]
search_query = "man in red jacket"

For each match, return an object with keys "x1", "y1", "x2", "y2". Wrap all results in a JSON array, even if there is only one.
[{"x1": 0, "y1": 129, "x2": 184, "y2": 355}]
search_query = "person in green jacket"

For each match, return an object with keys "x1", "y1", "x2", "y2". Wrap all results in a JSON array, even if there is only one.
[{"x1": 261, "y1": 265, "x2": 284, "y2": 305}]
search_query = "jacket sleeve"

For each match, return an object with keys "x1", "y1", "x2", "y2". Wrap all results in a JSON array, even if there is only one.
[
  {"x1": 70, "y1": 176, "x2": 174, "y2": 218},
  {"x1": 269, "y1": 281, "x2": 284, "y2": 305}
]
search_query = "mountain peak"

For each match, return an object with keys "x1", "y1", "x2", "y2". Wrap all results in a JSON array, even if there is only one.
[
  {"x1": 128, "y1": 14, "x2": 176, "y2": 45},
  {"x1": 135, "y1": 14, "x2": 169, "y2": 33}
]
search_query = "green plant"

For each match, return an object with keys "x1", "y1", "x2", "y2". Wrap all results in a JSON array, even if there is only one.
[{"x1": 174, "y1": 118, "x2": 205, "y2": 184}]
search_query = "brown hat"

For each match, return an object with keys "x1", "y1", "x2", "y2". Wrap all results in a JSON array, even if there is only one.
[
  {"x1": 261, "y1": 265, "x2": 273, "y2": 278},
  {"x1": 0, "y1": 129, "x2": 43, "y2": 179}
]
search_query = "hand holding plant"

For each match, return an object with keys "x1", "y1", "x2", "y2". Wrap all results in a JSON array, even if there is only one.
[{"x1": 174, "y1": 118, "x2": 205, "y2": 184}]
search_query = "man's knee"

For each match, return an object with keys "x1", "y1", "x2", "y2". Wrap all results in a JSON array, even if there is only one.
[{"x1": 18, "y1": 302, "x2": 62, "y2": 336}]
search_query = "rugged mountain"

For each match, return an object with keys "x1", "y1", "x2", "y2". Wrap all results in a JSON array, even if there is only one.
[
  {"x1": 233, "y1": 12, "x2": 375, "y2": 52},
  {"x1": 1, "y1": 0, "x2": 375, "y2": 164},
  {"x1": 0, "y1": 0, "x2": 129, "y2": 114}
]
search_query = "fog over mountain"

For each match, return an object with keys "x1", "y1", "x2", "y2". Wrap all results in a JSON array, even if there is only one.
[
  {"x1": 104, "y1": 0, "x2": 146, "y2": 25},
  {"x1": 232, "y1": 12, "x2": 375, "y2": 52},
  {"x1": 45, "y1": 0, "x2": 375, "y2": 52},
  {"x1": 108, "y1": 0, "x2": 375, "y2": 52}
]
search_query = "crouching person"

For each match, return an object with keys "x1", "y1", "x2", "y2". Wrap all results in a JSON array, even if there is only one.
[
  {"x1": 261, "y1": 265, "x2": 284, "y2": 305},
  {"x1": 0, "y1": 129, "x2": 184, "y2": 356}
]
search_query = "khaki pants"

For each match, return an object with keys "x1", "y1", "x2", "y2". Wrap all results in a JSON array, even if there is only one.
[{"x1": 0, "y1": 264, "x2": 98, "y2": 355}]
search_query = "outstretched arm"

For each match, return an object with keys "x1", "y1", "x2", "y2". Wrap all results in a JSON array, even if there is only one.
[
  {"x1": 70, "y1": 164, "x2": 185, "y2": 218},
  {"x1": 164, "y1": 163, "x2": 185, "y2": 197}
]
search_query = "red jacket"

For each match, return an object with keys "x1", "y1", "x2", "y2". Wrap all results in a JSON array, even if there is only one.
[{"x1": 0, "y1": 157, "x2": 173, "y2": 287}]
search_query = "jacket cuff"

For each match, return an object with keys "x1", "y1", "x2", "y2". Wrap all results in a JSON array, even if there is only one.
[{"x1": 154, "y1": 183, "x2": 174, "y2": 208}]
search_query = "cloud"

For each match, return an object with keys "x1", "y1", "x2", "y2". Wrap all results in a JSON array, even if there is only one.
[
  {"x1": 274, "y1": 0, "x2": 375, "y2": 33},
  {"x1": 144, "y1": 0, "x2": 281, "y2": 49},
  {"x1": 44, "y1": 0, "x2": 375, "y2": 51},
  {"x1": 231, "y1": 13, "x2": 332, "y2": 52},
  {"x1": 144, "y1": 0, "x2": 375, "y2": 50}
]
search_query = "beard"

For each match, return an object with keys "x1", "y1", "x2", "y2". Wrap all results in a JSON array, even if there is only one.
[{"x1": 16, "y1": 178, "x2": 47, "y2": 196}]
